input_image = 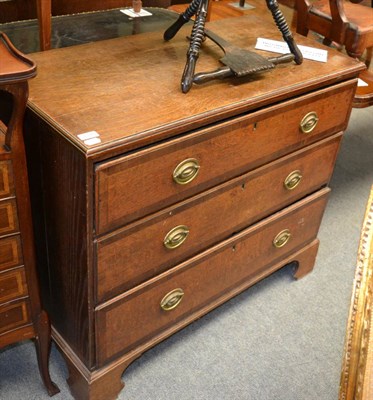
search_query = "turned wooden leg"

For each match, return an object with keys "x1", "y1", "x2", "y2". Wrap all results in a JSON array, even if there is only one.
[
  {"x1": 345, "y1": 39, "x2": 366, "y2": 61},
  {"x1": 181, "y1": 0, "x2": 210, "y2": 93},
  {"x1": 34, "y1": 310, "x2": 60, "y2": 396},
  {"x1": 293, "y1": 239, "x2": 319, "y2": 279},
  {"x1": 265, "y1": 0, "x2": 303, "y2": 64},
  {"x1": 163, "y1": 0, "x2": 212, "y2": 92}
]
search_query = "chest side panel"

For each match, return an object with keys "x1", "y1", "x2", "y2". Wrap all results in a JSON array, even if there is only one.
[{"x1": 24, "y1": 110, "x2": 93, "y2": 366}]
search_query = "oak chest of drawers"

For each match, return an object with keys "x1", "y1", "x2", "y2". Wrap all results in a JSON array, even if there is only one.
[{"x1": 22, "y1": 15, "x2": 364, "y2": 400}]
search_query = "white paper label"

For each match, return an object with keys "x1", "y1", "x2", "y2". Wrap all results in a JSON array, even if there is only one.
[
  {"x1": 358, "y1": 78, "x2": 368, "y2": 87},
  {"x1": 255, "y1": 38, "x2": 328, "y2": 63},
  {"x1": 120, "y1": 8, "x2": 152, "y2": 18},
  {"x1": 84, "y1": 137, "x2": 102, "y2": 146},
  {"x1": 77, "y1": 131, "x2": 100, "y2": 141}
]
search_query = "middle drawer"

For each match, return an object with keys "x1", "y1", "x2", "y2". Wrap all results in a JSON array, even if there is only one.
[
  {"x1": 95, "y1": 133, "x2": 341, "y2": 303},
  {"x1": 0, "y1": 199, "x2": 18, "y2": 237},
  {"x1": 0, "y1": 266, "x2": 28, "y2": 304}
]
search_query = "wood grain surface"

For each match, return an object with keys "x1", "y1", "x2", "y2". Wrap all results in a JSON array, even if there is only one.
[{"x1": 26, "y1": 15, "x2": 364, "y2": 157}]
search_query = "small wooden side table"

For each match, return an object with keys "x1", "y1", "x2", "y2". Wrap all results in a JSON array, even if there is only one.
[{"x1": 0, "y1": 32, "x2": 59, "y2": 396}]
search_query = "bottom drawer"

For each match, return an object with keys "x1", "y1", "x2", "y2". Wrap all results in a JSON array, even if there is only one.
[
  {"x1": 96, "y1": 189, "x2": 329, "y2": 365},
  {"x1": 0, "y1": 299, "x2": 31, "y2": 335}
]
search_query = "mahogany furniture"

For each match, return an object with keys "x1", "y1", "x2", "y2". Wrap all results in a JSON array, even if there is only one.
[
  {"x1": 339, "y1": 185, "x2": 373, "y2": 400},
  {"x1": 0, "y1": 0, "x2": 172, "y2": 50},
  {"x1": 295, "y1": 0, "x2": 373, "y2": 107},
  {"x1": 23, "y1": 15, "x2": 364, "y2": 400},
  {"x1": 0, "y1": 32, "x2": 59, "y2": 396}
]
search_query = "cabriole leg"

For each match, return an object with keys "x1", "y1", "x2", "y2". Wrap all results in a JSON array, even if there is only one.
[{"x1": 34, "y1": 310, "x2": 60, "y2": 396}]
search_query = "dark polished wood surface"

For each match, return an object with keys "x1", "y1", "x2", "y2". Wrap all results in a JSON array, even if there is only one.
[
  {"x1": 0, "y1": 0, "x2": 172, "y2": 50},
  {"x1": 0, "y1": 8, "x2": 183, "y2": 54},
  {"x1": 0, "y1": 0, "x2": 171, "y2": 22}
]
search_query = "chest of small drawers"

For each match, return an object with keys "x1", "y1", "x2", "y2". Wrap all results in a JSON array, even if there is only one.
[
  {"x1": 0, "y1": 32, "x2": 58, "y2": 396},
  {"x1": 22, "y1": 16, "x2": 364, "y2": 400}
]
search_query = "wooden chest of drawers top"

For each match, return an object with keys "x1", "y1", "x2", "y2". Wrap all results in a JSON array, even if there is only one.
[{"x1": 27, "y1": 15, "x2": 364, "y2": 158}]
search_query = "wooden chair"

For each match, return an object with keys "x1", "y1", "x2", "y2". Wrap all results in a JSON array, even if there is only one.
[{"x1": 296, "y1": 0, "x2": 373, "y2": 107}]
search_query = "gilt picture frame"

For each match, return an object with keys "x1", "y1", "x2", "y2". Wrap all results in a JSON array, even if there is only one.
[{"x1": 340, "y1": 186, "x2": 373, "y2": 400}]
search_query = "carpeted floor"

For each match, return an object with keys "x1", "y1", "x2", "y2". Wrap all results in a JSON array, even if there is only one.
[{"x1": 1, "y1": 108, "x2": 372, "y2": 400}]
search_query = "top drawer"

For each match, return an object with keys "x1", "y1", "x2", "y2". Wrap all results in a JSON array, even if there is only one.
[{"x1": 95, "y1": 80, "x2": 355, "y2": 234}]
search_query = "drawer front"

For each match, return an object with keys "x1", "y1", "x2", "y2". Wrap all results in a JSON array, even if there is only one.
[
  {"x1": 0, "y1": 299, "x2": 30, "y2": 335},
  {"x1": 95, "y1": 134, "x2": 341, "y2": 303},
  {"x1": 0, "y1": 235, "x2": 23, "y2": 272},
  {"x1": 96, "y1": 189, "x2": 329, "y2": 365},
  {"x1": 0, "y1": 199, "x2": 18, "y2": 237},
  {"x1": 95, "y1": 81, "x2": 354, "y2": 234},
  {"x1": 0, "y1": 161, "x2": 14, "y2": 200},
  {"x1": 0, "y1": 267, "x2": 28, "y2": 304}
]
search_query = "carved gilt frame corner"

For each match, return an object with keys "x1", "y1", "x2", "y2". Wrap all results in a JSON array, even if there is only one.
[{"x1": 339, "y1": 186, "x2": 373, "y2": 400}]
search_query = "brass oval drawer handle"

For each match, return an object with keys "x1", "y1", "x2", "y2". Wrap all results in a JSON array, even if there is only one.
[
  {"x1": 173, "y1": 158, "x2": 200, "y2": 185},
  {"x1": 164, "y1": 225, "x2": 190, "y2": 249},
  {"x1": 160, "y1": 288, "x2": 184, "y2": 311},
  {"x1": 284, "y1": 170, "x2": 302, "y2": 191},
  {"x1": 273, "y1": 229, "x2": 291, "y2": 248},
  {"x1": 300, "y1": 111, "x2": 319, "y2": 134}
]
